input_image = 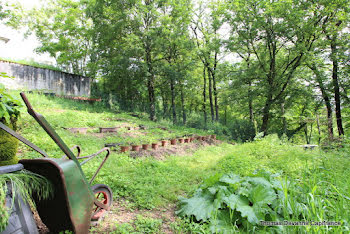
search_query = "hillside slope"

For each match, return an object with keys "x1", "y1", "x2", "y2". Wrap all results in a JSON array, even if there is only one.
[{"x1": 12, "y1": 93, "x2": 350, "y2": 233}]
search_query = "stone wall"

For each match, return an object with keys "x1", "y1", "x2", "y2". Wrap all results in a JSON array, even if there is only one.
[{"x1": 0, "y1": 60, "x2": 90, "y2": 96}]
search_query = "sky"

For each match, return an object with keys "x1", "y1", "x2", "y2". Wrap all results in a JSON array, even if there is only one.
[
  {"x1": 0, "y1": 0, "x2": 55, "y2": 64},
  {"x1": 0, "y1": 0, "x2": 237, "y2": 65}
]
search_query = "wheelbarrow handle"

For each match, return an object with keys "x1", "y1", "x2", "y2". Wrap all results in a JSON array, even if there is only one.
[
  {"x1": 0, "y1": 122, "x2": 49, "y2": 157},
  {"x1": 20, "y1": 92, "x2": 35, "y2": 113},
  {"x1": 79, "y1": 147, "x2": 110, "y2": 184},
  {"x1": 61, "y1": 145, "x2": 81, "y2": 159},
  {"x1": 62, "y1": 146, "x2": 110, "y2": 184},
  {"x1": 20, "y1": 92, "x2": 78, "y2": 162}
]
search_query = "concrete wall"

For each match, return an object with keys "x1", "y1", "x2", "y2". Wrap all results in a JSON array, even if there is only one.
[{"x1": 0, "y1": 60, "x2": 90, "y2": 96}]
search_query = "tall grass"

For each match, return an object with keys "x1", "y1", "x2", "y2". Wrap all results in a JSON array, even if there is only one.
[
  {"x1": 0, "y1": 170, "x2": 53, "y2": 231},
  {"x1": 175, "y1": 135, "x2": 350, "y2": 233},
  {"x1": 8, "y1": 92, "x2": 349, "y2": 232}
]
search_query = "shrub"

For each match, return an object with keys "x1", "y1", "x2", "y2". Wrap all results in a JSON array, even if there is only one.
[
  {"x1": 176, "y1": 170, "x2": 288, "y2": 233},
  {"x1": 176, "y1": 169, "x2": 349, "y2": 233},
  {"x1": 226, "y1": 118, "x2": 255, "y2": 142},
  {"x1": 206, "y1": 122, "x2": 231, "y2": 137},
  {"x1": 0, "y1": 78, "x2": 22, "y2": 166},
  {"x1": 186, "y1": 112, "x2": 206, "y2": 129},
  {"x1": 0, "y1": 122, "x2": 19, "y2": 166},
  {"x1": 186, "y1": 112, "x2": 255, "y2": 142}
]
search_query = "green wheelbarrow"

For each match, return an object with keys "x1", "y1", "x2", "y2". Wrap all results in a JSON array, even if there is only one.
[{"x1": 0, "y1": 93, "x2": 113, "y2": 234}]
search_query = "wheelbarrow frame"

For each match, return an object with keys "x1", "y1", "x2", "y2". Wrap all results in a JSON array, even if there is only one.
[{"x1": 0, "y1": 92, "x2": 112, "y2": 234}]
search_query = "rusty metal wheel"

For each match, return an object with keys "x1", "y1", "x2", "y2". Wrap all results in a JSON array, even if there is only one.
[{"x1": 91, "y1": 184, "x2": 113, "y2": 221}]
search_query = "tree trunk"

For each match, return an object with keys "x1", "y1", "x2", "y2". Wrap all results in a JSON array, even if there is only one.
[
  {"x1": 170, "y1": 76, "x2": 177, "y2": 125},
  {"x1": 207, "y1": 67, "x2": 214, "y2": 122},
  {"x1": 261, "y1": 92, "x2": 273, "y2": 135},
  {"x1": 145, "y1": 46, "x2": 156, "y2": 121},
  {"x1": 203, "y1": 66, "x2": 207, "y2": 126},
  {"x1": 309, "y1": 64, "x2": 334, "y2": 140},
  {"x1": 162, "y1": 92, "x2": 168, "y2": 119},
  {"x1": 330, "y1": 36, "x2": 344, "y2": 136},
  {"x1": 224, "y1": 106, "x2": 227, "y2": 125},
  {"x1": 248, "y1": 82, "x2": 254, "y2": 125},
  {"x1": 212, "y1": 52, "x2": 219, "y2": 121},
  {"x1": 316, "y1": 114, "x2": 321, "y2": 144},
  {"x1": 304, "y1": 124, "x2": 310, "y2": 144},
  {"x1": 281, "y1": 102, "x2": 287, "y2": 135},
  {"x1": 180, "y1": 80, "x2": 186, "y2": 125},
  {"x1": 147, "y1": 75, "x2": 156, "y2": 121}
]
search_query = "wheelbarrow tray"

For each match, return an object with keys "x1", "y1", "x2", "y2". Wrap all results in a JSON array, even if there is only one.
[{"x1": 20, "y1": 158, "x2": 94, "y2": 234}]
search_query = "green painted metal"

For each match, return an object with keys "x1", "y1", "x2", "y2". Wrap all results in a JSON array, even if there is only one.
[
  {"x1": 54, "y1": 158, "x2": 94, "y2": 233},
  {"x1": 19, "y1": 93, "x2": 96, "y2": 232},
  {"x1": 20, "y1": 158, "x2": 95, "y2": 233},
  {"x1": 0, "y1": 93, "x2": 112, "y2": 232}
]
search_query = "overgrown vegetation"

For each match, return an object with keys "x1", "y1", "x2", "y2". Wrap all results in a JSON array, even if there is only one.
[
  {"x1": 3, "y1": 0, "x2": 349, "y2": 143},
  {"x1": 0, "y1": 74, "x2": 22, "y2": 165},
  {"x1": 177, "y1": 169, "x2": 349, "y2": 233},
  {"x1": 112, "y1": 215, "x2": 163, "y2": 234},
  {"x1": 7, "y1": 93, "x2": 348, "y2": 233},
  {"x1": 0, "y1": 170, "x2": 53, "y2": 231}
]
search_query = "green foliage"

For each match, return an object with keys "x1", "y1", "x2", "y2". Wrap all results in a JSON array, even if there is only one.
[
  {"x1": 0, "y1": 76, "x2": 22, "y2": 166},
  {"x1": 226, "y1": 119, "x2": 255, "y2": 142},
  {"x1": 25, "y1": 0, "x2": 94, "y2": 76},
  {"x1": 8, "y1": 92, "x2": 349, "y2": 233},
  {"x1": 0, "y1": 170, "x2": 53, "y2": 231},
  {"x1": 0, "y1": 77, "x2": 21, "y2": 126},
  {"x1": 176, "y1": 170, "x2": 281, "y2": 232},
  {"x1": 186, "y1": 113, "x2": 255, "y2": 141},
  {"x1": 174, "y1": 135, "x2": 350, "y2": 233},
  {"x1": 11, "y1": 0, "x2": 349, "y2": 143},
  {"x1": 170, "y1": 217, "x2": 210, "y2": 233},
  {"x1": 113, "y1": 215, "x2": 162, "y2": 234},
  {"x1": 0, "y1": 123, "x2": 19, "y2": 166},
  {"x1": 176, "y1": 168, "x2": 350, "y2": 233}
]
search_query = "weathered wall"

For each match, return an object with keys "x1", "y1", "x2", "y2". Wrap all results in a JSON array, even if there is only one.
[{"x1": 0, "y1": 60, "x2": 90, "y2": 96}]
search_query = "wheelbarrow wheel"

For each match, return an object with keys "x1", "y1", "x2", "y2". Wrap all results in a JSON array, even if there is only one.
[{"x1": 91, "y1": 184, "x2": 113, "y2": 221}]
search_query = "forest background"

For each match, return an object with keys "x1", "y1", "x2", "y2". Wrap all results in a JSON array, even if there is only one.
[{"x1": 1, "y1": 0, "x2": 349, "y2": 144}]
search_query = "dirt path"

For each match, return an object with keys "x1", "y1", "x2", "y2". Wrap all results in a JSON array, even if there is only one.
[{"x1": 91, "y1": 199, "x2": 177, "y2": 233}]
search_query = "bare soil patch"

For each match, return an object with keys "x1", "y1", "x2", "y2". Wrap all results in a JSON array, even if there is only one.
[
  {"x1": 90, "y1": 199, "x2": 177, "y2": 234},
  {"x1": 130, "y1": 139, "x2": 220, "y2": 160}
]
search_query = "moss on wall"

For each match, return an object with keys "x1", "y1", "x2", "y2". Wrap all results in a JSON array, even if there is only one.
[{"x1": 0, "y1": 122, "x2": 19, "y2": 166}]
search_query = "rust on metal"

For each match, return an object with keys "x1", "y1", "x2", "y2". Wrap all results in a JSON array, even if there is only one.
[{"x1": 1, "y1": 93, "x2": 112, "y2": 232}]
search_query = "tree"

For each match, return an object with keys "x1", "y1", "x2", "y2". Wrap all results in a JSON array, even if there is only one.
[
  {"x1": 224, "y1": 0, "x2": 328, "y2": 135},
  {"x1": 27, "y1": 0, "x2": 96, "y2": 77},
  {"x1": 191, "y1": 0, "x2": 224, "y2": 123},
  {"x1": 307, "y1": 62, "x2": 334, "y2": 140},
  {"x1": 321, "y1": 15, "x2": 349, "y2": 137}
]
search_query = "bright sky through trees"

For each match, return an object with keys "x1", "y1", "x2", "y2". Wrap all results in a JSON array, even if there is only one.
[{"x1": 0, "y1": 0, "x2": 54, "y2": 63}]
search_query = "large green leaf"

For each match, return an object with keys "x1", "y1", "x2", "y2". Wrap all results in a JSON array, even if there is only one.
[
  {"x1": 176, "y1": 189, "x2": 216, "y2": 221},
  {"x1": 219, "y1": 173, "x2": 241, "y2": 185},
  {"x1": 249, "y1": 184, "x2": 276, "y2": 206},
  {"x1": 246, "y1": 177, "x2": 272, "y2": 188},
  {"x1": 236, "y1": 203, "x2": 259, "y2": 224},
  {"x1": 223, "y1": 194, "x2": 259, "y2": 224}
]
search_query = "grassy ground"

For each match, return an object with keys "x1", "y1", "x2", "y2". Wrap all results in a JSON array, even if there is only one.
[{"x1": 11, "y1": 92, "x2": 350, "y2": 233}]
